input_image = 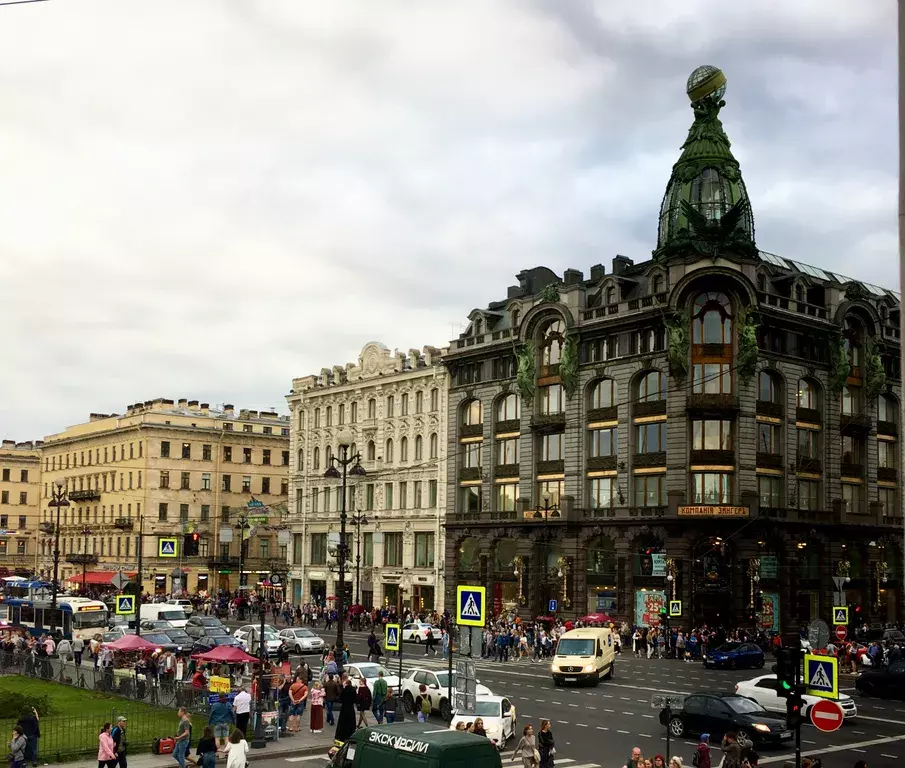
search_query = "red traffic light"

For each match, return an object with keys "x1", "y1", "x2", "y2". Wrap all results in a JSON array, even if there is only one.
[{"x1": 191, "y1": 533, "x2": 199, "y2": 541}]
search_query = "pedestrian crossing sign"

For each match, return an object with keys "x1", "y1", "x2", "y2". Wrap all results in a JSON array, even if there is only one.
[
  {"x1": 158, "y1": 538, "x2": 178, "y2": 558},
  {"x1": 385, "y1": 623, "x2": 400, "y2": 652},
  {"x1": 456, "y1": 585, "x2": 486, "y2": 627},
  {"x1": 833, "y1": 606, "x2": 848, "y2": 625},
  {"x1": 804, "y1": 652, "x2": 838, "y2": 699},
  {"x1": 669, "y1": 600, "x2": 682, "y2": 617},
  {"x1": 115, "y1": 595, "x2": 134, "y2": 615}
]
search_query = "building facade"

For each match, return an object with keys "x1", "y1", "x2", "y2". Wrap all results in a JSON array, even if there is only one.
[
  {"x1": 0, "y1": 441, "x2": 43, "y2": 577},
  {"x1": 442, "y1": 66, "x2": 903, "y2": 633},
  {"x1": 287, "y1": 342, "x2": 448, "y2": 612},
  {"x1": 39, "y1": 399, "x2": 290, "y2": 594}
]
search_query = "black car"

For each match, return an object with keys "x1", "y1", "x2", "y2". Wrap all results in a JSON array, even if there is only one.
[
  {"x1": 185, "y1": 616, "x2": 228, "y2": 640},
  {"x1": 141, "y1": 633, "x2": 181, "y2": 653},
  {"x1": 856, "y1": 660, "x2": 905, "y2": 699},
  {"x1": 163, "y1": 630, "x2": 193, "y2": 650},
  {"x1": 191, "y1": 635, "x2": 245, "y2": 655},
  {"x1": 661, "y1": 693, "x2": 792, "y2": 745}
]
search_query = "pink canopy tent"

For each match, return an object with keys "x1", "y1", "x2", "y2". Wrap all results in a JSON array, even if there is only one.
[
  {"x1": 577, "y1": 613, "x2": 613, "y2": 625},
  {"x1": 191, "y1": 645, "x2": 259, "y2": 664},
  {"x1": 104, "y1": 634, "x2": 160, "y2": 652}
]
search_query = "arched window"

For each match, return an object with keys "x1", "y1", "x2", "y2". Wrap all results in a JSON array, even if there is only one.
[
  {"x1": 757, "y1": 370, "x2": 781, "y2": 404},
  {"x1": 462, "y1": 400, "x2": 483, "y2": 426},
  {"x1": 385, "y1": 439, "x2": 394, "y2": 463},
  {"x1": 386, "y1": 396, "x2": 395, "y2": 418},
  {"x1": 366, "y1": 440, "x2": 376, "y2": 461},
  {"x1": 429, "y1": 433, "x2": 438, "y2": 459},
  {"x1": 400, "y1": 437, "x2": 409, "y2": 462},
  {"x1": 605, "y1": 286, "x2": 616, "y2": 305},
  {"x1": 878, "y1": 394, "x2": 898, "y2": 424},
  {"x1": 844, "y1": 316, "x2": 865, "y2": 371},
  {"x1": 497, "y1": 393, "x2": 520, "y2": 422},
  {"x1": 637, "y1": 371, "x2": 666, "y2": 402},
  {"x1": 692, "y1": 292, "x2": 733, "y2": 344},
  {"x1": 652, "y1": 274, "x2": 663, "y2": 294},
  {"x1": 350, "y1": 443, "x2": 357, "y2": 458},
  {"x1": 351, "y1": 402, "x2": 358, "y2": 423},
  {"x1": 510, "y1": 307, "x2": 520, "y2": 328},
  {"x1": 797, "y1": 379, "x2": 819, "y2": 410},
  {"x1": 590, "y1": 378, "x2": 615, "y2": 409},
  {"x1": 367, "y1": 398, "x2": 376, "y2": 419},
  {"x1": 313, "y1": 447, "x2": 320, "y2": 470},
  {"x1": 494, "y1": 539, "x2": 518, "y2": 572},
  {"x1": 757, "y1": 273, "x2": 766, "y2": 292},
  {"x1": 415, "y1": 391, "x2": 423, "y2": 414},
  {"x1": 540, "y1": 318, "x2": 565, "y2": 366},
  {"x1": 414, "y1": 435, "x2": 423, "y2": 460},
  {"x1": 326, "y1": 445, "x2": 333, "y2": 464},
  {"x1": 314, "y1": 408, "x2": 321, "y2": 428},
  {"x1": 326, "y1": 406, "x2": 332, "y2": 426},
  {"x1": 458, "y1": 538, "x2": 481, "y2": 572},
  {"x1": 474, "y1": 318, "x2": 483, "y2": 336},
  {"x1": 296, "y1": 449, "x2": 304, "y2": 471}
]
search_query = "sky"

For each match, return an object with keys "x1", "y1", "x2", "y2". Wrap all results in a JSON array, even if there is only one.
[{"x1": 0, "y1": 0, "x2": 897, "y2": 439}]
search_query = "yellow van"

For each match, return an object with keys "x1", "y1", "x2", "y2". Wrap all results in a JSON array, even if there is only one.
[{"x1": 550, "y1": 627, "x2": 615, "y2": 686}]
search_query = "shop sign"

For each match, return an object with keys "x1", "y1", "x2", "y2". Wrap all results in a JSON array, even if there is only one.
[
  {"x1": 634, "y1": 589, "x2": 667, "y2": 628},
  {"x1": 651, "y1": 553, "x2": 666, "y2": 577},
  {"x1": 760, "y1": 592, "x2": 780, "y2": 633},
  {"x1": 677, "y1": 505, "x2": 748, "y2": 517},
  {"x1": 759, "y1": 556, "x2": 778, "y2": 580}
]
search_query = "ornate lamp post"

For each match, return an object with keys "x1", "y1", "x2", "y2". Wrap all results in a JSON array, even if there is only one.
[
  {"x1": 665, "y1": 556, "x2": 678, "y2": 601},
  {"x1": 350, "y1": 513, "x2": 369, "y2": 607},
  {"x1": 324, "y1": 429, "x2": 366, "y2": 673},
  {"x1": 48, "y1": 478, "x2": 70, "y2": 611},
  {"x1": 533, "y1": 497, "x2": 561, "y2": 613}
]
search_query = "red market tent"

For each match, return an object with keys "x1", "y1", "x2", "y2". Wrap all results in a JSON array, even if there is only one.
[
  {"x1": 66, "y1": 571, "x2": 137, "y2": 586},
  {"x1": 104, "y1": 634, "x2": 160, "y2": 652},
  {"x1": 191, "y1": 645, "x2": 259, "y2": 664},
  {"x1": 578, "y1": 614, "x2": 613, "y2": 625}
]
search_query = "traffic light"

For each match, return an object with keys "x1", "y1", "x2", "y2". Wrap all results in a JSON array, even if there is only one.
[
  {"x1": 772, "y1": 647, "x2": 796, "y2": 698},
  {"x1": 184, "y1": 532, "x2": 200, "y2": 556},
  {"x1": 786, "y1": 689, "x2": 804, "y2": 729}
]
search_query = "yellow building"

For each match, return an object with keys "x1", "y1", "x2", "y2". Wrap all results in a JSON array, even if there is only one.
[
  {"x1": 0, "y1": 440, "x2": 42, "y2": 577},
  {"x1": 39, "y1": 399, "x2": 290, "y2": 595}
]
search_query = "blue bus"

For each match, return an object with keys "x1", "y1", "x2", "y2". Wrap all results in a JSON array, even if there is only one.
[{"x1": 1, "y1": 593, "x2": 109, "y2": 641}]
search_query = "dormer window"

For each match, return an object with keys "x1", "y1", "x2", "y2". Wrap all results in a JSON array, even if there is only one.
[
  {"x1": 474, "y1": 318, "x2": 483, "y2": 336},
  {"x1": 540, "y1": 319, "x2": 565, "y2": 366},
  {"x1": 605, "y1": 286, "x2": 616, "y2": 305},
  {"x1": 652, "y1": 275, "x2": 663, "y2": 294},
  {"x1": 511, "y1": 308, "x2": 520, "y2": 328}
]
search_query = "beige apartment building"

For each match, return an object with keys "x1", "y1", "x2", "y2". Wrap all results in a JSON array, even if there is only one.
[
  {"x1": 39, "y1": 399, "x2": 290, "y2": 595},
  {"x1": 0, "y1": 441, "x2": 42, "y2": 577},
  {"x1": 287, "y1": 342, "x2": 448, "y2": 613}
]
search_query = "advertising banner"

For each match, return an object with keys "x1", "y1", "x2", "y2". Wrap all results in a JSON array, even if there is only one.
[
  {"x1": 760, "y1": 592, "x2": 780, "y2": 633},
  {"x1": 651, "y1": 554, "x2": 666, "y2": 577},
  {"x1": 759, "y1": 556, "x2": 778, "y2": 580},
  {"x1": 634, "y1": 589, "x2": 667, "y2": 627}
]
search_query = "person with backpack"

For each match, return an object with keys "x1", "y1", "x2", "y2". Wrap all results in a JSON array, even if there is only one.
[
  {"x1": 693, "y1": 733, "x2": 711, "y2": 768},
  {"x1": 111, "y1": 717, "x2": 128, "y2": 768},
  {"x1": 417, "y1": 685, "x2": 431, "y2": 723},
  {"x1": 15, "y1": 708, "x2": 39, "y2": 768}
]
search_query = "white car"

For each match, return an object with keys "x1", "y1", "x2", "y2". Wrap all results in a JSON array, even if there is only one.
[
  {"x1": 402, "y1": 622, "x2": 442, "y2": 643},
  {"x1": 346, "y1": 662, "x2": 400, "y2": 695},
  {"x1": 449, "y1": 696, "x2": 516, "y2": 751},
  {"x1": 278, "y1": 628, "x2": 326, "y2": 655},
  {"x1": 234, "y1": 624, "x2": 283, "y2": 656},
  {"x1": 401, "y1": 667, "x2": 492, "y2": 721},
  {"x1": 736, "y1": 675, "x2": 858, "y2": 719},
  {"x1": 165, "y1": 599, "x2": 194, "y2": 616}
]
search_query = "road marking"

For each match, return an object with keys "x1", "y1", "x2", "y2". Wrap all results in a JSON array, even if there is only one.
[
  {"x1": 576, "y1": 723, "x2": 588, "y2": 727},
  {"x1": 852, "y1": 731, "x2": 866, "y2": 735},
  {"x1": 881, "y1": 756, "x2": 898, "y2": 760},
  {"x1": 617, "y1": 729, "x2": 630, "y2": 734},
  {"x1": 587, "y1": 706, "x2": 596, "y2": 710},
  {"x1": 622, "y1": 711, "x2": 634, "y2": 715},
  {"x1": 556, "y1": 720, "x2": 570, "y2": 725},
  {"x1": 642, "y1": 714, "x2": 654, "y2": 718},
  {"x1": 803, "y1": 740, "x2": 816, "y2": 745},
  {"x1": 851, "y1": 749, "x2": 867, "y2": 754},
  {"x1": 596, "y1": 726, "x2": 608, "y2": 730},
  {"x1": 639, "y1": 733, "x2": 653, "y2": 738},
  {"x1": 285, "y1": 758, "x2": 324, "y2": 763},
  {"x1": 759, "y1": 734, "x2": 905, "y2": 764},
  {"x1": 620, "y1": 697, "x2": 631, "y2": 701},
  {"x1": 568, "y1": 703, "x2": 579, "y2": 708},
  {"x1": 604, "y1": 709, "x2": 615, "y2": 713},
  {"x1": 853, "y1": 715, "x2": 905, "y2": 726}
]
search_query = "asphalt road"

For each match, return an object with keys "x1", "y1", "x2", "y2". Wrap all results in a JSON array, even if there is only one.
[{"x1": 216, "y1": 619, "x2": 905, "y2": 768}]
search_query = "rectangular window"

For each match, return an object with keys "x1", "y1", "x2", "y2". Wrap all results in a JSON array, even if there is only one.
[
  {"x1": 415, "y1": 391, "x2": 423, "y2": 413},
  {"x1": 18, "y1": 492, "x2": 27, "y2": 505},
  {"x1": 842, "y1": 435, "x2": 865, "y2": 465},
  {"x1": 201, "y1": 473, "x2": 211, "y2": 490},
  {"x1": 536, "y1": 480, "x2": 563, "y2": 506},
  {"x1": 312, "y1": 488, "x2": 320, "y2": 513},
  {"x1": 1, "y1": 469, "x2": 8, "y2": 482},
  {"x1": 0, "y1": 541, "x2": 6, "y2": 556},
  {"x1": 362, "y1": 532, "x2": 374, "y2": 566},
  {"x1": 282, "y1": 450, "x2": 290, "y2": 466},
  {"x1": 202, "y1": 444, "x2": 212, "y2": 461},
  {"x1": 384, "y1": 532, "x2": 403, "y2": 566},
  {"x1": 797, "y1": 428, "x2": 819, "y2": 458},
  {"x1": 199, "y1": 538, "x2": 209, "y2": 558},
  {"x1": 262, "y1": 449, "x2": 271, "y2": 465},
  {"x1": 635, "y1": 423, "x2": 666, "y2": 453},
  {"x1": 180, "y1": 472, "x2": 191, "y2": 490},
  {"x1": 589, "y1": 428, "x2": 618, "y2": 457},
  {"x1": 633, "y1": 474, "x2": 666, "y2": 507},
  {"x1": 222, "y1": 475, "x2": 231, "y2": 492},
  {"x1": 589, "y1": 477, "x2": 616, "y2": 508},
  {"x1": 0, "y1": 514, "x2": 6, "y2": 527},
  {"x1": 431, "y1": 389, "x2": 439, "y2": 412},
  {"x1": 158, "y1": 503, "x2": 168, "y2": 522},
  {"x1": 263, "y1": 426, "x2": 272, "y2": 435},
  {"x1": 351, "y1": 402, "x2": 358, "y2": 423},
  {"x1": 179, "y1": 504, "x2": 189, "y2": 522},
  {"x1": 161, "y1": 441, "x2": 170, "y2": 458},
  {"x1": 401, "y1": 394, "x2": 409, "y2": 416},
  {"x1": 128, "y1": 472, "x2": 133, "y2": 490},
  {"x1": 17, "y1": 515, "x2": 26, "y2": 529},
  {"x1": 841, "y1": 385, "x2": 862, "y2": 415},
  {"x1": 200, "y1": 504, "x2": 210, "y2": 522},
  {"x1": 879, "y1": 487, "x2": 898, "y2": 516},
  {"x1": 159, "y1": 471, "x2": 170, "y2": 489},
  {"x1": 1, "y1": 491, "x2": 9, "y2": 505},
  {"x1": 368, "y1": 400, "x2": 376, "y2": 419},
  {"x1": 463, "y1": 442, "x2": 483, "y2": 468},
  {"x1": 842, "y1": 482, "x2": 863, "y2": 511},
  {"x1": 243, "y1": 424, "x2": 253, "y2": 433},
  {"x1": 280, "y1": 479, "x2": 288, "y2": 495},
  {"x1": 538, "y1": 384, "x2": 564, "y2": 415},
  {"x1": 243, "y1": 448, "x2": 252, "y2": 464},
  {"x1": 758, "y1": 475, "x2": 781, "y2": 508},
  {"x1": 413, "y1": 481, "x2": 422, "y2": 508},
  {"x1": 428, "y1": 480, "x2": 438, "y2": 508},
  {"x1": 384, "y1": 483, "x2": 394, "y2": 510},
  {"x1": 415, "y1": 532, "x2": 435, "y2": 567},
  {"x1": 221, "y1": 505, "x2": 230, "y2": 522},
  {"x1": 879, "y1": 440, "x2": 897, "y2": 469},
  {"x1": 386, "y1": 396, "x2": 395, "y2": 418},
  {"x1": 181, "y1": 442, "x2": 191, "y2": 459},
  {"x1": 540, "y1": 433, "x2": 563, "y2": 461},
  {"x1": 259, "y1": 538, "x2": 269, "y2": 559},
  {"x1": 262, "y1": 477, "x2": 270, "y2": 494},
  {"x1": 692, "y1": 472, "x2": 733, "y2": 504},
  {"x1": 19, "y1": 470, "x2": 28, "y2": 483},
  {"x1": 292, "y1": 534, "x2": 304, "y2": 565},
  {"x1": 460, "y1": 486, "x2": 482, "y2": 514},
  {"x1": 693, "y1": 363, "x2": 732, "y2": 394},
  {"x1": 756, "y1": 423, "x2": 781, "y2": 454},
  {"x1": 16, "y1": 540, "x2": 25, "y2": 556},
  {"x1": 310, "y1": 533, "x2": 327, "y2": 565},
  {"x1": 692, "y1": 420, "x2": 733, "y2": 450},
  {"x1": 496, "y1": 437, "x2": 520, "y2": 465},
  {"x1": 495, "y1": 483, "x2": 519, "y2": 512},
  {"x1": 365, "y1": 483, "x2": 375, "y2": 511},
  {"x1": 242, "y1": 476, "x2": 251, "y2": 493},
  {"x1": 224, "y1": 446, "x2": 232, "y2": 462},
  {"x1": 219, "y1": 542, "x2": 230, "y2": 559}
]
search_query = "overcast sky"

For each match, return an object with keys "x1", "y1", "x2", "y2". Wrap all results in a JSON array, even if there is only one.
[{"x1": 0, "y1": 0, "x2": 896, "y2": 439}]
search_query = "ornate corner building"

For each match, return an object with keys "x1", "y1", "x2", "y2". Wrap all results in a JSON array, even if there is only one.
[
  {"x1": 442, "y1": 67, "x2": 903, "y2": 632},
  {"x1": 287, "y1": 342, "x2": 448, "y2": 612}
]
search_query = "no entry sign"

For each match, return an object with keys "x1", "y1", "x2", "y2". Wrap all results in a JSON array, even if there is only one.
[
  {"x1": 810, "y1": 698, "x2": 844, "y2": 733},
  {"x1": 835, "y1": 625, "x2": 848, "y2": 642}
]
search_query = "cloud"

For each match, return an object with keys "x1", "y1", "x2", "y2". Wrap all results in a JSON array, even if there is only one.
[{"x1": 0, "y1": 0, "x2": 896, "y2": 438}]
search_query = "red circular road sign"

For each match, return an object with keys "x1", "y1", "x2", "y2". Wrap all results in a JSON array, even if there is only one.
[
  {"x1": 810, "y1": 698, "x2": 844, "y2": 733},
  {"x1": 835, "y1": 625, "x2": 848, "y2": 642}
]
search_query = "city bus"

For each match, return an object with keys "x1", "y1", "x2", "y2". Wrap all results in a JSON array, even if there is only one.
[{"x1": 1, "y1": 596, "x2": 109, "y2": 641}]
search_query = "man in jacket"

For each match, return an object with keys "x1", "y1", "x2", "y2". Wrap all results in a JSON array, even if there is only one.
[
  {"x1": 16, "y1": 707, "x2": 39, "y2": 768},
  {"x1": 720, "y1": 732, "x2": 742, "y2": 768},
  {"x1": 323, "y1": 674, "x2": 341, "y2": 727},
  {"x1": 371, "y1": 670, "x2": 388, "y2": 725},
  {"x1": 111, "y1": 716, "x2": 128, "y2": 768},
  {"x1": 622, "y1": 746, "x2": 642, "y2": 768}
]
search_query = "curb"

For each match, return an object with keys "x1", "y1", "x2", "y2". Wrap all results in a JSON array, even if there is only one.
[{"x1": 62, "y1": 740, "x2": 330, "y2": 767}]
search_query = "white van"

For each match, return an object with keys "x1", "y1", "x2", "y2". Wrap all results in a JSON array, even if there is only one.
[
  {"x1": 551, "y1": 627, "x2": 615, "y2": 686},
  {"x1": 139, "y1": 603, "x2": 189, "y2": 628}
]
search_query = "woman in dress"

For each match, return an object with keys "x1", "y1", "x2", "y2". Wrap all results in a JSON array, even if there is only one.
[
  {"x1": 334, "y1": 675, "x2": 357, "y2": 743},
  {"x1": 308, "y1": 681, "x2": 325, "y2": 733},
  {"x1": 538, "y1": 719, "x2": 555, "y2": 768},
  {"x1": 512, "y1": 724, "x2": 538, "y2": 768}
]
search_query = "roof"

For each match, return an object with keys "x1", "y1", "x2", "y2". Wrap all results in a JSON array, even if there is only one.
[
  {"x1": 561, "y1": 627, "x2": 610, "y2": 637},
  {"x1": 351, "y1": 722, "x2": 492, "y2": 755}
]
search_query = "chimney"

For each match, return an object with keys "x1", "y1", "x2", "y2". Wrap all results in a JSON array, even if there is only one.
[
  {"x1": 248, "y1": 410, "x2": 259, "y2": 419},
  {"x1": 507, "y1": 285, "x2": 526, "y2": 299},
  {"x1": 563, "y1": 268, "x2": 583, "y2": 286},
  {"x1": 612, "y1": 255, "x2": 633, "y2": 276},
  {"x1": 223, "y1": 404, "x2": 235, "y2": 417},
  {"x1": 2, "y1": 440, "x2": 15, "y2": 448},
  {"x1": 178, "y1": 398, "x2": 188, "y2": 408},
  {"x1": 35, "y1": 441, "x2": 44, "y2": 447},
  {"x1": 200, "y1": 403, "x2": 210, "y2": 415},
  {"x1": 187, "y1": 400, "x2": 199, "y2": 409},
  {"x1": 239, "y1": 409, "x2": 250, "y2": 419},
  {"x1": 590, "y1": 264, "x2": 606, "y2": 282}
]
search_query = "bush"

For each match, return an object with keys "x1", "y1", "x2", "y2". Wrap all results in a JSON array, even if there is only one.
[{"x1": 0, "y1": 691, "x2": 53, "y2": 719}]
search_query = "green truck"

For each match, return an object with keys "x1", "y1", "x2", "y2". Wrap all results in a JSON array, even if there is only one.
[{"x1": 327, "y1": 722, "x2": 503, "y2": 768}]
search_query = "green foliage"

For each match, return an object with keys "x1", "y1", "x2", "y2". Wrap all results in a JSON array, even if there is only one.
[
  {"x1": 737, "y1": 307, "x2": 759, "y2": 382},
  {"x1": 516, "y1": 342, "x2": 536, "y2": 404},
  {"x1": 560, "y1": 332, "x2": 579, "y2": 399},
  {"x1": 665, "y1": 312, "x2": 690, "y2": 379},
  {"x1": 0, "y1": 690, "x2": 53, "y2": 719},
  {"x1": 536, "y1": 283, "x2": 560, "y2": 304},
  {"x1": 865, "y1": 338, "x2": 887, "y2": 400},
  {"x1": 828, "y1": 334, "x2": 851, "y2": 393}
]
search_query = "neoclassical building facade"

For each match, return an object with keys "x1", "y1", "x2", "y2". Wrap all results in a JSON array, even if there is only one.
[
  {"x1": 287, "y1": 342, "x2": 448, "y2": 612},
  {"x1": 442, "y1": 67, "x2": 903, "y2": 632}
]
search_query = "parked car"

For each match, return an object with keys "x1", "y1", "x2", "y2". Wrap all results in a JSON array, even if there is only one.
[
  {"x1": 660, "y1": 693, "x2": 791, "y2": 745},
  {"x1": 401, "y1": 622, "x2": 443, "y2": 644},
  {"x1": 449, "y1": 696, "x2": 516, "y2": 751},
  {"x1": 735, "y1": 675, "x2": 857, "y2": 719},
  {"x1": 702, "y1": 642, "x2": 765, "y2": 670},
  {"x1": 163, "y1": 629, "x2": 193, "y2": 649},
  {"x1": 346, "y1": 662, "x2": 400, "y2": 695},
  {"x1": 856, "y1": 660, "x2": 905, "y2": 699},
  {"x1": 278, "y1": 627, "x2": 326, "y2": 654},
  {"x1": 234, "y1": 624, "x2": 283, "y2": 656},
  {"x1": 191, "y1": 635, "x2": 246, "y2": 655},
  {"x1": 140, "y1": 620, "x2": 175, "y2": 632},
  {"x1": 185, "y1": 616, "x2": 227, "y2": 639},
  {"x1": 401, "y1": 668, "x2": 492, "y2": 721}
]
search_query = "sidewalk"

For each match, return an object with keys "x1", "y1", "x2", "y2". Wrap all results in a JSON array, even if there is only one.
[{"x1": 64, "y1": 729, "x2": 334, "y2": 768}]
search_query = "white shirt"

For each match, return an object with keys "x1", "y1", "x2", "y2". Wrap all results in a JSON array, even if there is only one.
[
  {"x1": 233, "y1": 690, "x2": 251, "y2": 714},
  {"x1": 225, "y1": 739, "x2": 248, "y2": 768}
]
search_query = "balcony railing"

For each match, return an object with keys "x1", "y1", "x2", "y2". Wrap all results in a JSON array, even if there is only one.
[
  {"x1": 796, "y1": 456, "x2": 822, "y2": 474},
  {"x1": 495, "y1": 419, "x2": 521, "y2": 435},
  {"x1": 65, "y1": 553, "x2": 98, "y2": 566},
  {"x1": 756, "y1": 401, "x2": 783, "y2": 418},
  {"x1": 878, "y1": 420, "x2": 899, "y2": 437},
  {"x1": 686, "y1": 393, "x2": 740, "y2": 413},
  {"x1": 633, "y1": 400, "x2": 667, "y2": 418},
  {"x1": 69, "y1": 490, "x2": 101, "y2": 502},
  {"x1": 459, "y1": 424, "x2": 484, "y2": 439},
  {"x1": 878, "y1": 466, "x2": 898, "y2": 483},
  {"x1": 755, "y1": 452, "x2": 784, "y2": 470},
  {"x1": 494, "y1": 464, "x2": 520, "y2": 479},
  {"x1": 840, "y1": 462, "x2": 865, "y2": 478},
  {"x1": 795, "y1": 407, "x2": 822, "y2": 424},
  {"x1": 690, "y1": 449, "x2": 735, "y2": 466},
  {"x1": 536, "y1": 459, "x2": 565, "y2": 475},
  {"x1": 206, "y1": 556, "x2": 241, "y2": 569},
  {"x1": 530, "y1": 413, "x2": 566, "y2": 432},
  {"x1": 458, "y1": 467, "x2": 482, "y2": 482},
  {"x1": 633, "y1": 451, "x2": 667, "y2": 468},
  {"x1": 587, "y1": 455, "x2": 617, "y2": 472},
  {"x1": 839, "y1": 413, "x2": 872, "y2": 432},
  {"x1": 588, "y1": 406, "x2": 618, "y2": 422}
]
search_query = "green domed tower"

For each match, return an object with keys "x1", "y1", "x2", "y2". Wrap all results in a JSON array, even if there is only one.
[{"x1": 655, "y1": 65, "x2": 756, "y2": 260}]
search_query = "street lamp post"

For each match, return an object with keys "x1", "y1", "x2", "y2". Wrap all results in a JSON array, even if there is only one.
[
  {"x1": 350, "y1": 513, "x2": 369, "y2": 607},
  {"x1": 324, "y1": 429, "x2": 366, "y2": 674},
  {"x1": 533, "y1": 497, "x2": 560, "y2": 613},
  {"x1": 48, "y1": 478, "x2": 70, "y2": 612}
]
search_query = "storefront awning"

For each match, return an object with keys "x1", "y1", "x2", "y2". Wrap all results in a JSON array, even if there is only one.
[{"x1": 66, "y1": 571, "x2": 136, "y2": 586}]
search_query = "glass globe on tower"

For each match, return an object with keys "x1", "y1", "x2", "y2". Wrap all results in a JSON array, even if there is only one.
[{"x1": 686, "y1": 65, "x2": 726, "y2": 104}]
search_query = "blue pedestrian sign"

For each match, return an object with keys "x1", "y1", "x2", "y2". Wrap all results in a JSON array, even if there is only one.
[
  {"x1": 456, "y1": 585, "x2": 486, "y2": 627},
  {"x1": 158, "y1": 538, "x2": 178, "y2": 558},
  {"x1": 385, "y1": 623, "x2": 400, "y2": 652},
  {"x1": 115, "y1": 595, "x2": 135, "y2": 615},
  {"x1": 804, "y1": 653, "x2": 838, "y2": 699},
  {"x1": 548, "y1": 599, "x2": 558, "y2": 613}
]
